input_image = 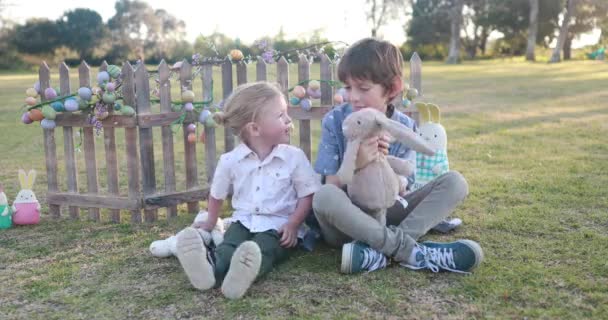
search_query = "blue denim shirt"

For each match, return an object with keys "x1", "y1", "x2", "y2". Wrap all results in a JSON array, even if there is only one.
[{"x1": 314, "y1": 103, "x2": 418, "y2": 188}]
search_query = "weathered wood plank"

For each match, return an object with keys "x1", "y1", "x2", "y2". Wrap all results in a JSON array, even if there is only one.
[
  {"x1": 39, "y1": 62, "x2": 61, "y2": 218},
  {"x1": 202, "y1": 64, "x2": 217, "y2": 183},
  {"x1": 61, "y1": 62, "x2": 79, "y2": 219},
  {"x1": 276, "y1": 56, "x2": 289, "y2": 98},
  {"x1": 54, "y1": 114, "x2": 137, "y2": 127},
  {"x1": 144, "y1": 187, "x2": 209, "y2": 210},
  {"x1": 180, "y1": 59, "x2": 199, "y2": 214},
  {"x1": 135, "y1": 61, "x2": 157, "y2": 222},
  {"x1": 236, "y1": 61, "x2": 247, "y2": 85},
  {"x1": 222, "y1": 58, "x2": 235, "y2": 152},
  {"x1": 122, "y1": 62, "x2": 141, "y2": 223},
  {"x1": 256, "y1": 57, "x2": 267, "y2": 81},
  {"x1": 46, "y1": 192, "x2": 140, "y2": 210},
  {"x1": 158, "y1": 60, "x2": 178, "y2": 218},
  {"x1": 407, "y1": 52, "x2": 422, "y2": 124},
  {"x1": 298, "y1": 55, "x2": 312, "y2": 160}
]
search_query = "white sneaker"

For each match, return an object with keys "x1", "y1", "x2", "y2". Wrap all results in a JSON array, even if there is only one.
[
  {"x1": 221, "y1": 241, "x2": 262, "y2": 299},
  {"x1": 176, "y1": 227, "x2": 216, "y2": 290},
  {"x1": 431, "y1": 218, "x2": 462, "y2": 233}
]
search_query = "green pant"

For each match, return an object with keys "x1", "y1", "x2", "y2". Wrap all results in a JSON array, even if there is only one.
[
  {"x1": 313, "y1": 171, "x2": 468, "y2": 262},
  {"x1": 213, "y1": 221, "x2": 291, "y2": 284}
]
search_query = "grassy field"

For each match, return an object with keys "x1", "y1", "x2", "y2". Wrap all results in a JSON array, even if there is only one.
[{"x1": 0, "y1": 58, "x2": 607, "y2": 319}]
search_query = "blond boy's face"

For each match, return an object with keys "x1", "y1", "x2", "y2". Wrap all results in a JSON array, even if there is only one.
[
  {"x1": 256, "y1": 95, "x2": 293, "y2": 145},
  {"x1": 344, "y1": 77, "x2": 391, "y2": 114}
]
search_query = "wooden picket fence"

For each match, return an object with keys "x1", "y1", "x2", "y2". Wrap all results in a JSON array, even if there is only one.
[{"x1": 39, "y1": 53, "x2": 423, "y2": 223}]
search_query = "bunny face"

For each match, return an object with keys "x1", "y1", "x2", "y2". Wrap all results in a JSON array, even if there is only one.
[
  {"x1": 14, "y1": 189, "x2": 37, "y2": 204},
  {"x1": 342, "y1": 108, "x2": 383, "y2": 140},
  {"x1": 0, "y1": 191, "x2": 7, "y2": 205},
  {"x1": 419, "y1": 123, "x2": 447, "y2": 151}
]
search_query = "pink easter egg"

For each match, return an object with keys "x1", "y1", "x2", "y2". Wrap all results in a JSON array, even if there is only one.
[
  {"x1": 187, "y1": 123, "x2": 196, "y2": 132},
  {"x1": 184, "y1": 103, "x2": 194, "y2": 111},
  {"x1": 292, "y1": 86, "x2": 306, "y2": 99},
  {"x1": 44, "y1": 87, "x2": 57, "y2": 100},
  {"x1": 21, "y1": 112, "x2": 33, "y2": 124}
]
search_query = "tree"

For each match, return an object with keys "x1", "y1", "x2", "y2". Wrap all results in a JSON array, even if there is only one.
[
  {"x1": 526, "y1": 0, "x2": 539, "y2": 60},
  {"x1": 550, "y1": 0, "x2": 576, "y2": 63},
  {"x1": 12, "y1": 19, "x2": 62, "y2": 54},
  {"x1": 406, "y1": 0, "x2": 451, "y2": 60},
  {"x1": 446, "y1": 0, "x2": 464, "y2": 63},
  {"x1": 58, "y1": 9, "x2": 105, "y2": 60},
  {"x1": 562, "y1": 0, "x2": 608, "y2": 60},
  {"x1": 366, "y1": 0, "x2": 402, "y2": 38}
]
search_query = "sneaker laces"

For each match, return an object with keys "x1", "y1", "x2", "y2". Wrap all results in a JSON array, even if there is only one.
[
  {"x1": 361, "y1": 247, "x2": 388, "y2": 272},
  {"x1": 404, "y1": 244, "x2": 469, "y2": 274}
]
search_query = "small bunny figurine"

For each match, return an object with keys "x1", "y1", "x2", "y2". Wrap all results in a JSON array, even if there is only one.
[
  {"x1": 412, "y1": 103, "x2": 449, "y2": 190},
  {"x1": 12, "y1": 169, "x2": 41, "y2": 225},
  {"x1": 0, "y1": 184, "x2": 12, "y2": 229},
  {"x1": 336, "y1": 108, "x2": 434, "y2": 224}
]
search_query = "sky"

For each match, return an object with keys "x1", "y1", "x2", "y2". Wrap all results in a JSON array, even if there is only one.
[{"x1": 2, "y1": 0, "x2": 600, "y2": 48}]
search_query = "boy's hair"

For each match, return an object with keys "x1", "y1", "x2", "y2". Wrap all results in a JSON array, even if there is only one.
[
  {"x1": 338, "y1": 38, "x2": 403, "y2": 94},
  {"x1": 213, "y1": 81, "x2": 283, "y2": 140}
]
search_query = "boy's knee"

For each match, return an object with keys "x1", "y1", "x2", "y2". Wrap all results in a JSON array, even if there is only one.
[
  {"x1": 312, "y1": 184, "x2": 345, "y2": 217},
  {"x1": 443, "y1": 171, "x2": 469, "y2": 200}
]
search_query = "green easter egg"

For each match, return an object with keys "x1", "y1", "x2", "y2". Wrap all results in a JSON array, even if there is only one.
[
  {"x1": 42, "y1": 105, "x2": 56, "y2": 120},
  {"x1": 121, "y1": 105, "x2": 135, "y2": 116},
  {"x1": 181, "y1": 90, "x2": 195, "y2": 103},
  {"x1": 107, "y1": 65, "x2": 121, "y2": 78},
  {"x1": 406, "y1": 88, "x2": 418, "y2": 100},
  {"x1": 102, "y1": 92, "x2": 116, "y2": 104},
  {"x1": 205, "y1": 116, "x2": 216, "y2": 128},
  {"x1": 78, "y1": 97, "x2": 89, "y2": 110}
]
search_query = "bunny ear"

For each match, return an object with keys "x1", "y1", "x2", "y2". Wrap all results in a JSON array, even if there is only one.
[
  {"x1": 18, "y1": 169, "x2": 27, "y2": 189},
  {"x1": 417, "y1": 103, "x2": 431, "y2": 124},
  {"x1": 428, "y1": 104, "x2": 441, "y2": 123},
  {"x1": 336, "y1": 138, "x2": 361, "y2": 185},
  {"x1": 376, "y1": 114, "x2": 435, "y2": 156},
  {"x1": 27, "y1": 170, "x2": 37, "y2": 189}
]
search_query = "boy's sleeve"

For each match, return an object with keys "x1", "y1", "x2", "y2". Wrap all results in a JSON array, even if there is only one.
[
  {"x1": 314, "y1": 115, "x2": 341, "y2": 176},
  {"x1": 209, "y1": 155, "x2": 232, "y2": 200},
  {"x1": 293, "y1": 149, "x2": 321, "y2": 198}
]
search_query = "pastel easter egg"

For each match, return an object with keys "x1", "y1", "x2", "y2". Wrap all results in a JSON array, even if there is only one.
[
  {"x1": 290, "y1": 97, "x2": 301, "y2": 106},
  {"x1": 230, "y1": 49, "x2": 244, "y2": 61},
  {"x1": 41, "y1": 119, "x2": 56, "y2": 129},
  {"x1": 92, "y1": 86, "x2": 102, "y2": 95},
  {"x1": 51, "y1": 101, "x2": 64, "y2": 112},
  {"x1": 102, "y1": 93, "x2": 116, "y2": 104},
  {"x1": 184, "y1": 102, "x2": 194, "y2": 111},
  {"x1": 96, "y1": 111, "x2": 109, "y2": 120},
  {"x1": 171, "y1": 104, "x2": 182, "y2": 112},
  {"x1": 402, "y1": 98, "x2": 411, "y2": 108},
  {"x1": 28, "y1": 109, "x2": 44, "y2": 121},
  {"x1": 121, "y1": 105, "x2": 135, "y2": 116},
  {"x1": 97, "y1": 71, "x2": 110, "y2": 85},
  {"x1": 187, "y1": 132, "x2": 197, "y2": 143},
  {"x1": 78, "y1": 98, "x2": 89, "y2": 110},
  {"x1": 26, "y1": 88, "x2": 38, "y2": 97},
  {"x1": 300, "y1": 98, "x2": 312, "y2": 111},
  {"x1": 187, "y1": 123, "x2": 196, "y2": 133},
  {"x1": 64, "y1": 98, "x2": 79, "y2": 112},
  {"x1": 292, "y1": 86, "x2": 306, "y2": 99},
  {"x1": 333, "y1": 93, "x2": 344, "y2": 104},
  {"x1": 25, "y1": 97, "x2": 38, "y2": 106},
  {"x1": 307, "y1": 87, "x2": 322, "y2": 99},
  {"x1": 34, "y1": 81, "x2": 41, "y2": 94},
  {"x1": 78, "y1": 87, "x2": 93, "y2": 101},
  {"x1": 113, "y1": 103, "x2": 122, "y2": 111},
  {"x1": 205, "y1": 116, "x2": 216, "y2": 128},
  {"x1": 44, "y1": 87, "x2": 57, "y2": 100},
  {"x1": 21, "y1": 112, "x2": 33, "y2": 124},
  {"x1": 181, "y1": 90, "x2": 195, "y2": 103},
  {"x1": 42, "y1": 105, "x2": 56, "y2": 120},
  {"x1": 107, "y1": 65, "x2": 121, "y2": 78},
  {"x1": 198, "y1": 109, "x2": 211, "y2": 124},
  {"x1": 105, "y1": 82, "x2": 116, "y2": 92},
  {"x1": 406, "y1": 88, "x2": 418, "y2": 100},
  {"x1": 308, "y1": 80, "x2": 320, "y2": 90}
]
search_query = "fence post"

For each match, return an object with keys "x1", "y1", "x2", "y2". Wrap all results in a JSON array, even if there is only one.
[
  {"x1": 122, "y1": 62, "x2": 142, "y2": 223},
  {"x1": 159, "y1": 60, "x2": 178, "y2": 218},
  {"x1": 39, "y1": 62, "x2": 60, "y2": 218}
]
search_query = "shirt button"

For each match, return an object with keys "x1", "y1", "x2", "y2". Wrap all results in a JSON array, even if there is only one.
[
  {"x1": 256, "y1": 186, "x2": 260, "y2": 191},
  {"x1": 255, "y1": 207, "x2": 260, "y2": 212},
  {"x1": 258, "y1": 166, "x2": 262, "y2": 170}
]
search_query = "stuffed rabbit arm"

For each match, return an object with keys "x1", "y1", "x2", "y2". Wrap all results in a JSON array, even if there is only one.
[{"x1": 386, "y1": 156, "x2": 416, "y2": 176}]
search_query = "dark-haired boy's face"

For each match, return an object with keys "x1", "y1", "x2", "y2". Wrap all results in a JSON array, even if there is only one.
[{"x1": 344, "y1": 77, "x2": 391, "y2": 114}]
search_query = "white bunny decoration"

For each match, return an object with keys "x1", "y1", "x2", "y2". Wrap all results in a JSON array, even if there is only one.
[
  {"x1": 12, "y1": 169, "x2": 40, "y2": 225},
  {"x1": 412, "y1": 103, "x2": 449, "y2": 190}
]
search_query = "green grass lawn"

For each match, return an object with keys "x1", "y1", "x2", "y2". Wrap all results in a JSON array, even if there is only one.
[{"x1": 0, "y1": 58, "x2": 607, "y2": 319}]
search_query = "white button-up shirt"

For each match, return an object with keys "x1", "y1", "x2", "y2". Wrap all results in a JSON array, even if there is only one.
[{"x1": 210, "y1": 143, "x2": 321, "y2": 238}]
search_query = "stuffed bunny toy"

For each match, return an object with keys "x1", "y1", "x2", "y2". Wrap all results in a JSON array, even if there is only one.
[
  {"x1": 12, "y1": 170, "x2": 40, "y2": 225},
  {"x1": 336, "y1": 108, "x2": 435, "y2": 224},
  {"x1": 412, "y1": 103, "x2": 449, "y2": 191},
  {"x1": 0, "y1": 185, "x2": 12, "y2": 229},
  {"x1": 149, "y1": 210, "x2": 227, "y2": 258}
]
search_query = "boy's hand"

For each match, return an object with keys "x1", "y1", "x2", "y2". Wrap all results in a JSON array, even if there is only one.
[
  {"x1": 355, "y1": 135, "x2": 391, "y2": 170},
  {"x1": 192, "y1": 220, "x2": 215, "y2": 232},
  {"x1": 379, "y1": 134, "x2": 391, "y2": 155},
  {"x1": 278, "y1": 222, "x2": 299, "y2": 248}
]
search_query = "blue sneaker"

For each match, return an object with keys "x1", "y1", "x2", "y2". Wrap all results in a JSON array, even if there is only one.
[
  {"x1": 341, "y1": 241, "x2": 388, "y2": 274},
  {"x1": 401, "y1": 240, "x2": 483, "y2": 273}
]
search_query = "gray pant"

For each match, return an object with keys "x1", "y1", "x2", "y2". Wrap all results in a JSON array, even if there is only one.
[{"x1": 312, "y1": 171, "x2": 469, "y2": 262}]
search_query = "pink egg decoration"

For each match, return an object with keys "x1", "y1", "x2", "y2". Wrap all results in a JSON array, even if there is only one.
[
  {"x1": 184, "y1": 103, "x2": 194, "y2": 111},
  {"x1": 187, "y1": 123, "x2": 196, "y2": 132},
  {"x1": 307, "y1": 87, "x2": 322, "y2": 99},
  {"x1": 44, "y1": 87, "x2": 57, "y2": 100},
  {"x1": 105, "y1": 82, "x2": 116, "y2": 92},
  {"x1": 25, "y1": 97, "x2": 38, "y2": 106},
  {"x1": 292, "y1": 86, "x2": 306, "y2": 99}
]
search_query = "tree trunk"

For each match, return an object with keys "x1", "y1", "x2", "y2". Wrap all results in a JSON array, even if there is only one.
[
  {"x1": 550, "y1": 0, "x2": 576, "y2": 63},
  {"x1": 526, "y1": 0, "x2": 539, "y2": 61},
  {"x1": 479, "y1": 26, "x2": 488, "y2": 55},
  {"x1": 372, "y1": 28, "x2": 377, "y2": 37},
  {"x1": 563, "y1": 33, "x2": 573, "y2": 60},
  {"x1": 447, "y1": 0, "x2": 464, "y2": 64}
]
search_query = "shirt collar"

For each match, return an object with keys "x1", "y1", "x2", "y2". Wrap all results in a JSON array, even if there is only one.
[{"x1": 232, "y1": 143, "x2": 289, "y2": 164}]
